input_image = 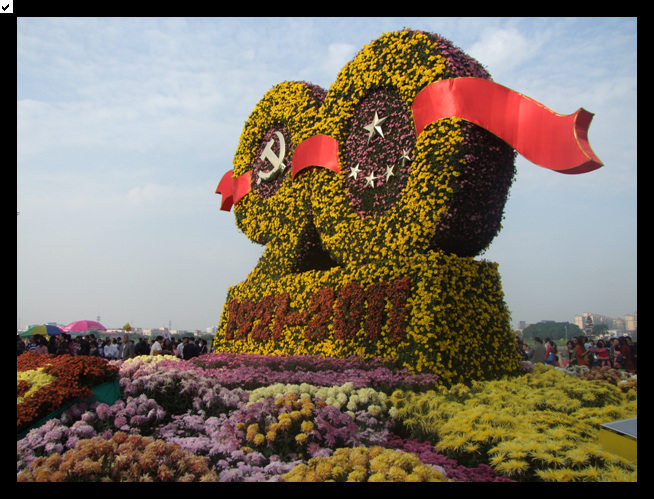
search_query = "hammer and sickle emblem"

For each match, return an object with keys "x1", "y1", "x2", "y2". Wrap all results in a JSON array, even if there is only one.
[{"x1": 257, "y1": 131, "x2": 287, "y2": 184}]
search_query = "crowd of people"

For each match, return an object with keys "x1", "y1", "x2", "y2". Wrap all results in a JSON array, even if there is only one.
[
  {"x1": 17, "y1": 332, "x2": 209, "y2": 361},
  {"x1": 18, "y1": 330, "x2": 637, "y2": 375},
  {"x1": 516, "y1": 335, "x2": 637, "y2": 374}
]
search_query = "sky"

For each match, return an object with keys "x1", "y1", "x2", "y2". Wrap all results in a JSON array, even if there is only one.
[{"x1": 17, "y1": 17, "x2": 637, "y2": 332}]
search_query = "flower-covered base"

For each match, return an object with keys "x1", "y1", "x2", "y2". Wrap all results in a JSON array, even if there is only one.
[{"x1": 213, "y1": 250, "x2": 519, "y2": 385}]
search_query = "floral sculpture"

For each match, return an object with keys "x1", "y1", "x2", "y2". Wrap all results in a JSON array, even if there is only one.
[{"x1": 213, "y1": 29, "x2": 601, "y2": 385}]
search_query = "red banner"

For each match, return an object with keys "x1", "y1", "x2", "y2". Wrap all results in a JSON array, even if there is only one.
[
  {"x1": 215, "y1": 170, "x2": 235, "y2": 212},
  {"x1": 412, "y1": 77, "x2": 602, "y2": 174},
  {"x1": 215, "y1": 170, "x2": 252, "y2": 211},
  {"x1": 291, "y1": 134, "x2": 340, "y2": 179},
  {"x1": 217, "y1": 77, "x2": 603, "y2": 210}
]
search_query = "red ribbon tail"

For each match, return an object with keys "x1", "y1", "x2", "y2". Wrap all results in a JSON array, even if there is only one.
[
  {"x1": 292, "y1": 134, "x2": 340, "y2": 179},
  {"x1": 412, "y1": 77, "x2": 603, "y2": 174},
  {"x1": 216, "y1": 170, "x2": 235, "y2": 212},
  {"x1": 216, "y1": 170, "x2": 252, "y2": 211},
  {"x1": 232, "y1": 172, "x2": 252, "y2": 205}
]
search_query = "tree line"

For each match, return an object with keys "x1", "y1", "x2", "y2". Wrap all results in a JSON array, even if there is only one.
[{"x1": 520, "y1": 322, "x2": 583, "y2": 342}]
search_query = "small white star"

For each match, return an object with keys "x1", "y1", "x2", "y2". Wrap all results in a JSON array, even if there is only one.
[
  {"x1": 400, "y1": 149, "x2": 412, "y2": 166},
  {"x1": 364, "y1": 171, "x2": 378, "y2": 188},
  {"x1": 349, "y1": 163, "x2": 361, "y2": 179},
  {"x1": 385, "y1": 165, "x2": 395, "y2": 182},
  {"x1": 363, "y1": 112, "x2": 387, "y2": 143}
]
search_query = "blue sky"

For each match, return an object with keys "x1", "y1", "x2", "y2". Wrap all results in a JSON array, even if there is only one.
[{"x1": 17, "y1": 17, "x2": 637, "y2": 331}]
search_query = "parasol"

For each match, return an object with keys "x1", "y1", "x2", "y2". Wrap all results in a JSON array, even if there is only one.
[
  {"x1": 21, "y1": 324, "x2": 64, "y2": 338},
  {"x1": 63, "y1": 320, "x2": 107, "y2": 333}
]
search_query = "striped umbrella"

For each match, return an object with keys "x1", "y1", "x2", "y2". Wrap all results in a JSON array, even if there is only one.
[{"x1": 21, "y1": 324, "x2": 64, "y2": 338}]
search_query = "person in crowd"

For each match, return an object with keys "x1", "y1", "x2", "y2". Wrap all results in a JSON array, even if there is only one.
[
  {"x1": 88, "y1": 340, "x2": 101, "y2": 356},
  {"x1": 134, "y1": 337, "x2": 150, "y2": 356},
  {"x1": 105, "y1": 338, "x2": 120, "y2": 359},
  {"x1": 122, "y1": 338, "x2": 135, "y2": 360},
  {"x1": 559, "y1": 340, "x2": 577, "y2": 368},
  {"x1": 47, "y1": 336, "x2": 58, "y2": 355},
  {"x1": 65, "y1": 334, "x2": 77, "y2": 356},
  {"x1": 115, "y1": 336, "x2": 124, "y2": 359},
  {"x1": 199, "y1": 339, "x2": 208, "y2": 355},
  {"x1": 617, "y1": 336, "x2": 635, "y2": 373},
  {"x1": 625, "y1": 336, "x2": 637, "y2": 373},
  {"x1": 181, "y1": 336, "x2": 199, "y2": 360},
  {"x1": 589, "y1": 339, "x2": 611, "y2": 367},
  {"x1": 609, "y1": 338, "x2": 620, "y2": 368},
  {"x1": 17, "y1": 335, "x2": 26, "y2": 356},
  {"x1": 584, "y1": 338, "x2": 595, "y2": 367},
  {"x1": 175, "y1": 338, "x2": 185, "y2": 358},
  {"x1": 160, "y1": 338, "x2": 174, "y2": 356},
  {"x1": 34, "y1": 337, "x2": 49, "y2": 355},
  {"x1": 98, "y1": 339, "x2": 107, "y2": 357},
  {"x1": 528, "y1": 337, "x2": 546, "y2": 364},
  {"x1": 25, "y1": 335, "x2": 39, "y2": 353},
  {"x1": 573, "y1": 336, "x2": 589, "y2": 367},
  {"x1": 76, "y1": 336, "x2": 90, "y2": 356},
  {"x1": 150, "y1": 336, "x2": 163, "y2": 356},
  {"x1": 56, "y1": 336, "x2": 70, "y2": 356},
  {"x1": 515, "y1": 336, "x2": 528, "y2": 360},
  {"x1": 544, "y1": 339, "x2": 559, "y2": 366}
]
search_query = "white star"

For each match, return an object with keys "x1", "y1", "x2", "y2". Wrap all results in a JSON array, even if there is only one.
[
  {"x1": 364, "y1": 171, "x2": 378, "y2": 188},
  {"x1": 400, "y1": 149, "x2": 412, "y2": 166},
  {"x1": 349, "y1": 163, "x2": 361, "y2": 179},
  {"x1": 385, "y1": 165, "x2": 395, "y2": 182},
  {"x1": 363, "y1": 112, "x2": 387, "y2": 143}
]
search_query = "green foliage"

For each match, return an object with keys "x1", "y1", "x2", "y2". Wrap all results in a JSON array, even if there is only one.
[{"x1": 522, "y1": 321, "x2": 581, "y2": 342}]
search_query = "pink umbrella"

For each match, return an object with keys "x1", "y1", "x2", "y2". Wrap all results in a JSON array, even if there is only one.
[{"x1": 63, "y1": 320, "x2": 107, "y2": 333}]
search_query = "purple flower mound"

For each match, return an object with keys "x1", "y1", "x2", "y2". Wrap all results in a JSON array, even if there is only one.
[
  {"x1": 384, "y1": 435, "x2": 515, "y2": 482},
  {"x1": 189, "y1": 352, "x2": 439, "y2": 392}
]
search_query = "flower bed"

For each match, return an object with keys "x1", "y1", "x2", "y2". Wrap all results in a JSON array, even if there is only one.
[
  {"x1": 17, "y1": 353, "x2": 119, "y2": 435},
  {"x1": 17, "y1": 353, "x2": 637, "y2": 482}
]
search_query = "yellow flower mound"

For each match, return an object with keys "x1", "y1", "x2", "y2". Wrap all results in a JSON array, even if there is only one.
[
  {"x1": 389, "y1": 365, "x2": 637, "y2": 481},
  {"x1": 283, "y1": 446, "x2": 450, "y2": 482},
  {"x1": 17, "y1": 368, "x2": 57, "y2": 404},
  {"x1": 213, "y1": 250, "x2": 518, "y2": 385},
  {"x1": 215, "y1": 29, "x2": 517, "y2": 383}
]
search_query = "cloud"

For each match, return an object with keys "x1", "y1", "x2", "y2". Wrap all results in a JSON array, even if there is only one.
[
  {"x1": 468, "y1": 26, "x2": 543, "y2": 76},
  {"x1": 325, "y1": 43, "x2": 358, "y2": 80}
]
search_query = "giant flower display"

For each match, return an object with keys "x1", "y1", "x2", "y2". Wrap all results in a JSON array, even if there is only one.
[{"x1": 213, "y1": 29, "x2": 601, "y2": 385}]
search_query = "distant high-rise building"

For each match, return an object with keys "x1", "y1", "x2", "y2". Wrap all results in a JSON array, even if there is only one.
[
  {"x1": 625, "y1": 312, "x2": 637, "y2": 334},
  {"x1": 575, "y1": 312, "x2": 632, "y2": 336}
]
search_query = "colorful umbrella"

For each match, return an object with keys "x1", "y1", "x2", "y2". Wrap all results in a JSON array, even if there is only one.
[
  {"x1": 63, "y1": 320, "x2": 107, "y2": 333},
  {"x1": 22, "y1": 324, "x2": 64, "y2": 337}
]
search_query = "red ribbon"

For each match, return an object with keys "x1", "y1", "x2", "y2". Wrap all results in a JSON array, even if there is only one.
[
  {"x1": 215, "y1": 136, "x2": 340, "y2": 212},
  {"x1": 291, "y1": 134, "x2": 340, "y2": 179},
  {"x1": 217, "y1": 77, "x2": 602, "y2": 210},
  {"x1": 412, "y1": 77, "x2": 602, "y2": 174},
  {"x1": 215, "y1": 171, "x2": 251, "y2": 211}
]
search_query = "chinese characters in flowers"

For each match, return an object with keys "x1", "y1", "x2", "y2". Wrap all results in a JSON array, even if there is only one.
[{"x1": 213, "y1": 29, "x2": 601, "y2": 384}]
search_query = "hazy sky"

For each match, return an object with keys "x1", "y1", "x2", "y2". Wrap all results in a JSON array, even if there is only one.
[{"x1": 17, "y1": 17, "x2": 637, "y2": 331}]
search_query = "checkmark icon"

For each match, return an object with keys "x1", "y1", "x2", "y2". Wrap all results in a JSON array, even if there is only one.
[{"x1": 2, "y1": 5, "x2": 8, "y2": 11}]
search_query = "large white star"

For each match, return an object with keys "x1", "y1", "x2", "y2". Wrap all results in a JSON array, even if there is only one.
[
  {"x1": 349, "y1": 163, "x2": 361, "y2": 179},
  {"x1": 363, "y1": 112, "x2": 387, "y2": 143},
  {"x1": 364, "y1": 171, "x2": 378, "y2": 188}
]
